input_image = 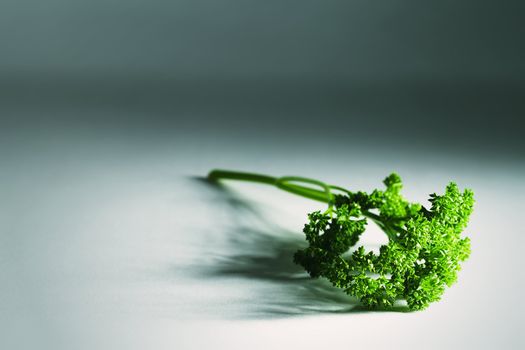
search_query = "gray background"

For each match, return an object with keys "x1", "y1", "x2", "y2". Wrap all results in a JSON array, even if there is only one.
[
  {"x1": 2, "y1": 0, "x2": 524, "y2": 157},
  {"x1": 1, "y1": 1, "x2": 524, "y2": 349}
]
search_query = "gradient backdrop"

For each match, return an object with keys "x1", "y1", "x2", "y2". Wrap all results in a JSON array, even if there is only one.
[{"x1": 1, "y1": 1, "x2": 524, "y2": 349}]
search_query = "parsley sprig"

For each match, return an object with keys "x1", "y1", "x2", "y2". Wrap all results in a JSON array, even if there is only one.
[{"x1": 208, "y1": 169, "x2": 474, "y2": 311}]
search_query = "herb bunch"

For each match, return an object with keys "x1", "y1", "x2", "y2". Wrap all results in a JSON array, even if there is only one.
[{"x1": 208, "y1": 170, "x2": 474, "y2": 311}]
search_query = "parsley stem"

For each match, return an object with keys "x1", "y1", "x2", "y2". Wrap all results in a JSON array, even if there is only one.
[
  {"x1": 208, "y1": 169, "x2": 333, "y2": 203},
  {"x1": 208, "y1": 169, "x2": 277, "y2": 185},
  {"x1": 208, "y1": 170, "x2": 391, "y2": 227}
]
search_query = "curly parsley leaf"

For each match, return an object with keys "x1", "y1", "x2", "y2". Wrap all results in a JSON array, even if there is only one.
[{"x1": 208, "y1": 169, "x2": 474, "y2": 311}]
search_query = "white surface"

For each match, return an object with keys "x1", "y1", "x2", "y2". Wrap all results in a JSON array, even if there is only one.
[{"x1": 1, "y1": 130, "x2": 524, "y2": 349}]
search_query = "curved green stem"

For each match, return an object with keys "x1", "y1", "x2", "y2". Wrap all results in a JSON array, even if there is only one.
[
  {"x1": 208, "y1": 169, "x2": 277, "y2": 186},
  {"x1": 277, "y1": 176, "x2": 334, "y2": 204},
  {"x1": 208, "y1": 169, "x2": 333, "y2": 204},
  {"x1": 208, "y1": 169, "x2": 400, "y2": 241}
]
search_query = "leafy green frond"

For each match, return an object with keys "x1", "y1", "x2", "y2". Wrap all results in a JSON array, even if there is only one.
[
  {"x1": 208, "y1": 169, "x2": 474, "y2": 311},
  {"x1": 294, "y1": 173, "x2": 474, "y2": 311}
]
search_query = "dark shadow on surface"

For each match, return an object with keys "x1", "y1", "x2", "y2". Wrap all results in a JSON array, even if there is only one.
[{"x1": 189, "y1": 176, "x2": 410, "y2": 318}]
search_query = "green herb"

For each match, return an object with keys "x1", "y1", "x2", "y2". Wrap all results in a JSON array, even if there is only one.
[{"x1": 208, "y1": 169, "x2": 474, "y2": 311}]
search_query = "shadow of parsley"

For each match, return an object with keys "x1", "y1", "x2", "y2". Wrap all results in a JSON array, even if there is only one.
[{"x1": 191, "y1": 177, "x2": 409, "y2": 318}]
